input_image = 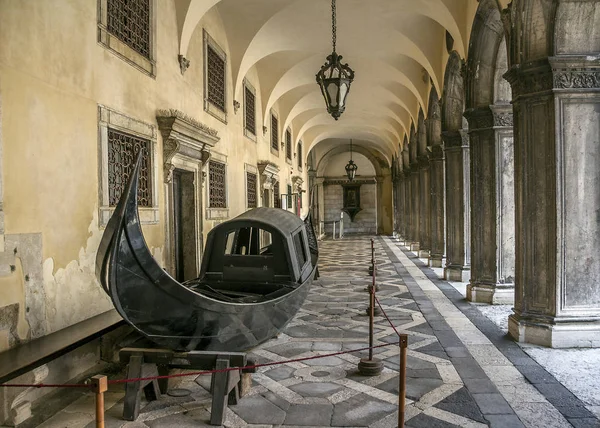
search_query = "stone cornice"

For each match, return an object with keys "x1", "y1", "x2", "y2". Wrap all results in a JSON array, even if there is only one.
[
  {"x1": 323, "y1": 177, "x2": 376, "y2": 186},
  {"x1": 156, "y1": 109, "x2": 220, "y2": 147}
]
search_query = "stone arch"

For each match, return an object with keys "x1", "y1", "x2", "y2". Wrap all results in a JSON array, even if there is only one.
[
  {"x1": 315, "y1": 145, "x2": 386, "y2": 178},
  {"x1": 465, "y1": 0, "x2": 505, "y2": 110},
  {"x1": 463, "y1": 0, "x2": 515, "y2": 305},
  {"x1": 427, "y1": 87, "x2": 442, "y2": 146},
  {"x1": 441, "y1": 51, "x2": 464, "y2": 132},
  {"x1": 417, "y1": 109, "x2": 427, "y2": 157}
]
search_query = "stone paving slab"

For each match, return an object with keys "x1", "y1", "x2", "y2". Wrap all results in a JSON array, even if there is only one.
[{"x1": 31, "y1": 236, "x2": 600, "y2": 427}]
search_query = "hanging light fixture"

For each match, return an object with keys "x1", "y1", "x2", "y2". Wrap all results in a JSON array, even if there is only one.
[
  {"x1": 316, "y1": 0, "x2": 355, "y2": 120},
  {"x1": 345, "y1": 139, "x2": 358, "y2": 181}
]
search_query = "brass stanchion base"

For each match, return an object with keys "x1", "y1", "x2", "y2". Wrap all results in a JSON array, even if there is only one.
[
  {"x1": 363, "y1": 285, "x2": 379, "y2": 292},
  {"x1": 357, "y1": 358, "x2": 384, "y2": 376},
  {"x1": 368, "y1": 265, "x2": 374, "y2": 276}
]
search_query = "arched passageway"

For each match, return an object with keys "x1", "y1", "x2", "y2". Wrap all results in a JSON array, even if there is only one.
[{"x1": 464, "y1": 0, "x2": 515, "y2": 304}]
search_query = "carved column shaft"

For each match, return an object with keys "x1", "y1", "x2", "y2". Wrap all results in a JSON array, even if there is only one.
[
  {"x1": 442, "y1": 130, "x2": 471, "y2": 282},
  {"x1": 506, "y1": 57, "x2": 600, "y2": 347},
  {"x1": 429, "y1": 145, "x2": 445, "y2": 267},
  {"x1": 464, "y1": 105, "x2": 515, "y2": 304}
]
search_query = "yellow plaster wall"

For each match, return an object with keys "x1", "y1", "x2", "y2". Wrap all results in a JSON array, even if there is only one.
[{"x1": 0, "y1": 0, "x2": 309, "y2": 339}]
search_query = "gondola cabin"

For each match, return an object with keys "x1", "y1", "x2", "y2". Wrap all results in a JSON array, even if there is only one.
[{"x1": 189, "y1": 208, "x2": 316, "y2": 302}]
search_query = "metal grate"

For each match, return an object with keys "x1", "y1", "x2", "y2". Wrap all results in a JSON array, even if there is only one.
[
  {"x1": 297, "y1": 143, "x2": 303, "y2": 168},
  {"x1": 107, "y1": 0, "x2": 151, "y2": 59},
  {"x1": 286, "y1": 129, "x2": 292, "y2": 159},
  {"x1": 207, "y1": 45, "x2": 226, "y2": 112},
  {"x1": 274, "y1": 181, "x2": 280, "y2": 208},
  {"x1": 107, "y1": 128, "x2": 152, "y2": 207},
  {"x1": 271, "y1": 114, "x2": 279, "y2": 151},
  {"x1": 244, "y1": 86, "x2": 256, "y2": 135},
  {"x1": 209, "y1": 161, "x2": 227, "y2": 208},
  {"x1": 247, "y1": 172, "x2": 257, "y2": 208}
]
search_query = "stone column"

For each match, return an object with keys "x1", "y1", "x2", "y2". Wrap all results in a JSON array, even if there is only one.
[
  {"x1": 400, "y1": 146, "x2": 411, "y2": 245},
  {"x1": 442, "y1": 130, "x2": 470, "y2": 282},
  {"x1": 429, "y1": 144, "x2": 445, "y2": 267},
  {"x1": 409, "y1": 164, "x2": 420, "y2": 251},
  {"x1": 464, "y1": 106, "x2": 515, "y2": 304},
  {"x1": 409, "y1": 132, "x2": 420, "y2": 251},
  {"x1": 315, "y1": 177, "x2": 325, "y2": 234},
  {"x1": 418, "y1": 155, "x2": 431, "y2": 258},
  {"x1": 506, "y1": 56, "x2": 600, "y2": 347}
]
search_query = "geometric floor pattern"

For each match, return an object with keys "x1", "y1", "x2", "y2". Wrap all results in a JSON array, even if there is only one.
[{"x1": 33, "y1": 236, "x2": 595, "y2": 427}]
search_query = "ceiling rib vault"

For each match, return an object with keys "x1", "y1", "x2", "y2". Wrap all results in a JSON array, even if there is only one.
[{"x1": 174, "y1": 0, "x2": 479, "y2": 164}]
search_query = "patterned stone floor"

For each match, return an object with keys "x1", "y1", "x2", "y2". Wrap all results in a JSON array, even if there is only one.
[{"x1": 29, "y1": 236, "x2": 600, "y2": 428}]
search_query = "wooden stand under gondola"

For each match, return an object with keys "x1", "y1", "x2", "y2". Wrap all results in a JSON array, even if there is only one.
[{"x1": 118, "y1": 348, "x2": 253, "y2": 425}]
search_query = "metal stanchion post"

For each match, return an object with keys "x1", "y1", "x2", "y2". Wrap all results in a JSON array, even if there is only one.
[
  {"x1": 398, "y1": 334, "x2": 408, "y2": 428},
  {"x1": 358, "y1": 240, "x2": 384, "y2": 376},
  {"x1": 91, "y1": 375, "x2": 108, "y2": 428}
]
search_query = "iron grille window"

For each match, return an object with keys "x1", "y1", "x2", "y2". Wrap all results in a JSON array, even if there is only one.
[
  {"x1": 297, "y1": 143, "x2": 303, "y2": 169},
  {"x1": 209, "y1": 161, "x2": 227, "y2": 208},
  {"x1": 107, "y1": 128, "x2": 152, "y2": 207},
  {"x1": 107, "y1": 0, "x2": 151, "y2": 59},
  {"x1": 244, "y1": 86, "x2": 256, "y2": 136},
  {"x1": 274, "y1": 181, "x2": 280, "y2": 208},
  {"x1": 271, "y1": 114, "x2": 279, "y2": 151},
  {"x1": 207, "y1": 45, "x2": 226, "y2": 112},
  {"x1": 246, "y1": 172, "x2": 257, "y2": 208},
  {"x1": 287, "y1": 184, "x2": 293, "y2": 209},
  {"x1": 286, "y1": 129, "x2": 292, "y2": 159}
]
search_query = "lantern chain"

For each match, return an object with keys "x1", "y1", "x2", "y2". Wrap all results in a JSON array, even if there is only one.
[{"x1": 332, "y1": 0, "x2": 336, "y2": 52}]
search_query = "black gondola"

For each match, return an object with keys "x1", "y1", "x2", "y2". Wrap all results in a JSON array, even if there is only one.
[{"x1": 95, "y1": 153, "x2": 318, "y2": 351}]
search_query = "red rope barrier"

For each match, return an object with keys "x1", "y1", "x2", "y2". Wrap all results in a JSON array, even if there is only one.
[
  {"x1": 375, "y1": 295, "x2": 402, "y2": 338},
  {"x1": 0, "y1": 341, "x2": 400, "y2": 388},
  {"x1": 107, "y1": 341, "x2": 398, "y2": 385}
]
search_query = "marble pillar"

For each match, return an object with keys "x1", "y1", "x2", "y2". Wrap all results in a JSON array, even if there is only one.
[
  {"x1": 442, "y1": 130, "x2": 470, "y2": 282},
  {"x1": 429, "y1": 144, "x2": 445, "y2": 267},
  {"x1": 464, "y1": 105, "x2": 515, "y2": 304},
  {"x1": 505, "y1": 56, "x2": 600, "y2": 347}
]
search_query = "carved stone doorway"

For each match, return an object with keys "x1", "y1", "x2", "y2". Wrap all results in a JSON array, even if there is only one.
[{"x1": 172, "y1": 169, "x2": 197, "y2": 281}]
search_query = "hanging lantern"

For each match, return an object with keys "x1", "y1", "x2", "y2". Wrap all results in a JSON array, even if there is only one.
[
  {"x1": 316, "y1": 0, "x2": 355, "y2": 120},
  {"x1": 345, "y1": 139, "x2": 358, "y2": 181}
]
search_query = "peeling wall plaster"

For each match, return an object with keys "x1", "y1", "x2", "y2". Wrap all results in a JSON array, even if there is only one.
[{"x1": 42, "y1": 211, "x2": 112, "y2": 334}]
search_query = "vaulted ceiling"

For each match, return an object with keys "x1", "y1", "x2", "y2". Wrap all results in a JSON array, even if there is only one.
[{"x1": 173, "y1": 0, "x2": 497, "y2": 164}]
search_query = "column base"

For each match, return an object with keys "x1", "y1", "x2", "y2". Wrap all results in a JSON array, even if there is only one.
[
  {"x1": 418, "y1": 249, "x2": 430, "y2": 258},
  {"x1": 409, "y1": 242, "x2": 420, "y2": 252},
  {"x1": 444, "y1": 265, "x2": 470, "y2": 282},
  {"x1": 467, "y1": 283, "x2": 514, "y2": 304},
  {"x1": 508, "y1": 314, "x2": 600, "y2": 348},
  {"x1": 428, "y1": 256, "x2": 443, "y2": 268}
]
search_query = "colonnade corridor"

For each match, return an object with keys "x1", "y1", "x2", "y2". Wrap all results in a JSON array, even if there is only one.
[{"x1": 31, "y1": 236, "x2": 599, "y2": 428}]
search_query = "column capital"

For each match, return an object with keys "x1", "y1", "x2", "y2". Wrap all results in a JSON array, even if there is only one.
[
  {"x1": 442, "y1": 130, "x2": 467, "y2": 149},
  {"x1": 464, "y1": 107, "x2": 494, "y2": 131},
  {"x1": 490, "y1": 104, "x2": 513, "y2": 128},
  {"x1": 430, "y1": 144, "x2": 444, "y2": 160},
  {"x1": 417, "y1": 155, "x2": 430, "y2": 168},
  {"x1": 550, "y1": 56, "x2": 600, "y2": 91}
]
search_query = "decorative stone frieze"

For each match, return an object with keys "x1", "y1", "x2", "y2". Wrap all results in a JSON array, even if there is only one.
[{"x1": 490, "y1": 104, "x2": 513, "y2": 127}]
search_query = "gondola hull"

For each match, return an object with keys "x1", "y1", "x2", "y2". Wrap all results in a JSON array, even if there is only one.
[{"x1": 96, "y1": 154, "x2": 318, "y2": 351}]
